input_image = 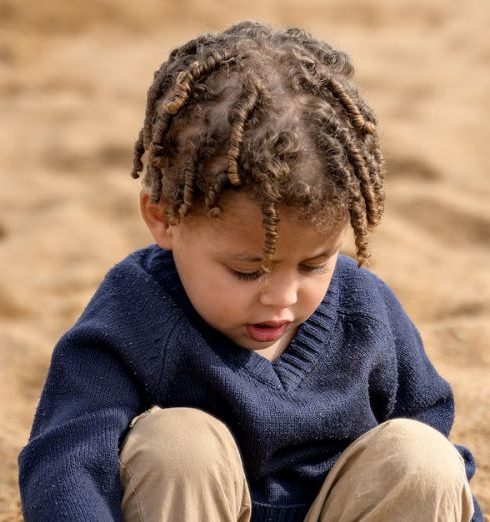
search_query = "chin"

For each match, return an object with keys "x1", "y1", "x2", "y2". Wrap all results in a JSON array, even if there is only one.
[{"x1": 239, "y1": 340, "x2": 276, "y2": 351}]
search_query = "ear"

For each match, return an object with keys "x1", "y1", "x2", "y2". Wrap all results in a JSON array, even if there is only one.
[{"x1": 140, "y1": 191, "x2": 175, "y2": 249}]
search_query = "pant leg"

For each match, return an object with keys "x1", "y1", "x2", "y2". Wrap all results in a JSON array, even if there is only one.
[
  {"x1": 119, "y1": 406, "x2": 252, "y2": 522},
  {"x1": 304, "y1": 418, "x2": 474, "y2": 522}
]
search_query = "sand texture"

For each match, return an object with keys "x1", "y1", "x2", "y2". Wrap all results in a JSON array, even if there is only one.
[{"x1": 0, "y1": 0, "x2": 489, "y2": 519}]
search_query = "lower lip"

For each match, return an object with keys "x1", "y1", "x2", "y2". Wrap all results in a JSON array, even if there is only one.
[{"x1": 245, "y1": 323, "x2": 289, "y2": 342}]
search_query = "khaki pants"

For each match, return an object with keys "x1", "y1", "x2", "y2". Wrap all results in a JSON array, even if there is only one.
[{"x1": 119, "y1": 407, "x2": 474, "y2": 521}]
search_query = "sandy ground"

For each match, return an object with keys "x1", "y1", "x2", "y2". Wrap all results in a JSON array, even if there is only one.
[{"x1": 0, "y1": 0, "x2": 489, "y2": 519}]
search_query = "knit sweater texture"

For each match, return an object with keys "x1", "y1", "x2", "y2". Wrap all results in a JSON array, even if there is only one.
[{"x1": 18, "y1": 245, "x2": 482, "y2": 521}]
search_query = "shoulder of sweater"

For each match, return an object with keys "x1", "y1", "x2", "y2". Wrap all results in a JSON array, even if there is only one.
[
  {"x1": 335, "y1": 255, "x2": 409, "y2": 330},
  {"x1": 71, "y1": 244, "x2": 182, "y2": 341},
  {"x1": 51, "y1": 245, "x2": 181, "y2": 398},
  {"x1": 91, "y1": 244, "x2": 171, "y2": 301}
]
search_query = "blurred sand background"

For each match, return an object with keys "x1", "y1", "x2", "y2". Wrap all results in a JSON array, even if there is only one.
[{"x1": 1, "y1": 0, "x2": 489, "y2": 519}]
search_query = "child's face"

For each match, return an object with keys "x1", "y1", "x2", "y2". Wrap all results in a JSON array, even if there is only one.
[{"x1": 142, "y1": 191, "x2": 345, "y2": 359}]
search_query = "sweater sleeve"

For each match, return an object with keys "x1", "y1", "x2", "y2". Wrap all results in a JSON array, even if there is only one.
[
  {"x1": 378, "y1": 281, "x2": 483, "y2": 522},
  {"x1": 18, "y1": 324, "x2": 148, "y2": 522}
]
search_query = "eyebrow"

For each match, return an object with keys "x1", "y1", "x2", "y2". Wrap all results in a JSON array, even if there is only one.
[
  {"x1": 220, "y1": 248, "x2": 338, "y2": 263},
  {"x1": 227, "y1": 254, "x2": 264, "y2": 262}
]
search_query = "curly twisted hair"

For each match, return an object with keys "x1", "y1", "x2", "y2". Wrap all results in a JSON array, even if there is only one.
[{"x1": 131, "y1": 20, "x2": 385, "y2": 268}]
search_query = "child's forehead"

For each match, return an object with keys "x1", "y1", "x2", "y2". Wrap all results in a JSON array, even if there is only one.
[
  {"x1": 186, "y1": 200, "x2": 346, "y2": 265},
  {"x1": 183, "y1": 190, "x2": 345, "y2": 240}
]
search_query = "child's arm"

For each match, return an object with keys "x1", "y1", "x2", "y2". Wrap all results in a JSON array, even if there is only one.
[
  {"x1": 18, "y1": 323, "x2": 147, "y2": 521},
  {"x1": 18, "y1": 252, "x2": 176, "y2": 521},
  {"x1": 377, "y1": 280, "x2": 483, "y2": 521}
]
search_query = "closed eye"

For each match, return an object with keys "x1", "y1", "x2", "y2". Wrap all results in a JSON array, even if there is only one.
[
  {"x1": 302, "y1": 263, "x2": 329, "y2": 274},
  {"x1": 228, "y1": 269, "x2": 263, "y2": 281}
]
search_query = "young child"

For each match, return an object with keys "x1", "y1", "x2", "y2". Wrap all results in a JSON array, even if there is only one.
[{"x1": 18, "y1": 20, "x2": 482, "y2": 521}]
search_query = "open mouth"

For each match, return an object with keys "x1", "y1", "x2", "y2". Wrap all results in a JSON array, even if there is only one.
[{"x1": 245, "y1": 321, "x2": 290, "y2": 342}]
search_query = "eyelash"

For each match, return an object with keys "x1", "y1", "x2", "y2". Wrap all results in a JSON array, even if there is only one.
[{"x1": 229, "y1": 264, "x2": 329, "y2": 281}]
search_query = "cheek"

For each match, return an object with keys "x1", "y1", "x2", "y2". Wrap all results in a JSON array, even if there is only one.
[
  {"x1": 213, "y1": 281, "x2": 255, "y2": 312},
  {"x1": 302, "y1": 276, "x2": 334, "y2": 309},
  {"x1": 189, "y1": 274, "x2": 254, "y2": 322}
]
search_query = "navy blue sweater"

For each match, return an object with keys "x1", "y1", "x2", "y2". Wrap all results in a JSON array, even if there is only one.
[{"x1": 18, "y1": 245, "x2": 482, "y2": 521}]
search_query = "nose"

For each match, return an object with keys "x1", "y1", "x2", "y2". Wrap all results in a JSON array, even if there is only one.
[{"x1": 258, "y1": 271, "x2": 298, "y2": 309}]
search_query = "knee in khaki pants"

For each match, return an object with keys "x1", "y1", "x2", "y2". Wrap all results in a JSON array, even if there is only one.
[
  {"x1": 305, "y1": 418, "x2": 474, "y2": 522},
  {"x1": 120, "y1": 407, "x2": 236, "y2": 481},
  {"x1": 359, "y1": 418, "x2": 468, "y2": 486},
  {"x1": 118, "y1": 407, "x2": 251, "y2": 522}
]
